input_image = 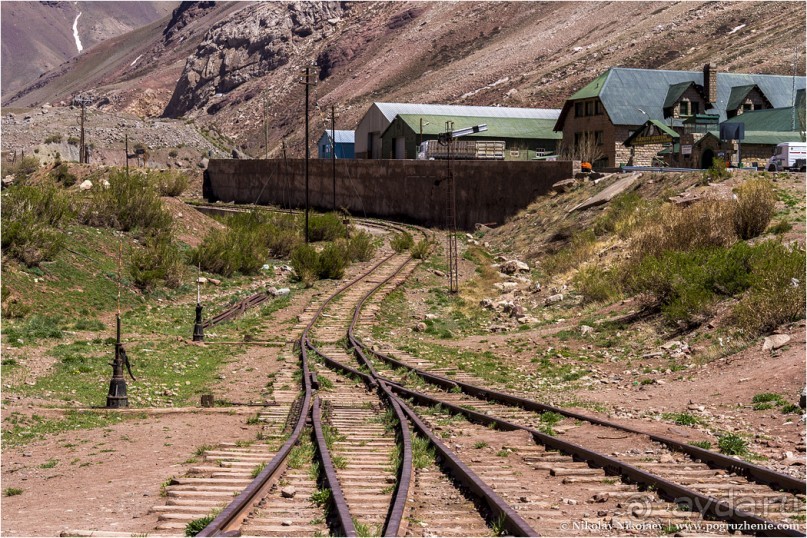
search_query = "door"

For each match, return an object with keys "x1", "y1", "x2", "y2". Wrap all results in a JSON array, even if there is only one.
[{"x1": 395, "y1": 137, "x2": 406, "y2": 159}]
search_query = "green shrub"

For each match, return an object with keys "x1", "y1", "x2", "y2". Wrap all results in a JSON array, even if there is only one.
[
  {"x1": 703, "y1": 157, "x2": 729, "y2": 183},
  {"x1": 149, "y1": 170, "x2": 189, "y2": 197},
  {"x1": 574, "y1": 265, "x2": 623, "y2": 304},
  {"x1": 410, "y1": 238, "x2": 432, "y2": 260},
  {"x1": 129, "y1": 234, "x2": 186, "y2": 291},
  {"x1": 185, "y1": 515, "x2": 215, "y2": 537},
  {"x1": 717, "y1": 433, "x2": 747, "y2": 456},
  {"x1": 308, "y1": 213, "x2": 346, "y2": 242},
  {"x1": 317, "y1": 242, "x2": 347, "y2": 279},
  {"x1": 733, "y1": 179, "x2": 776, "y2": 240},
  {"x1": 1, "y1": 184, "x2": 72, "y2": 266},
  {"x1": 266, "y1": 228, "x2": 299, "y2": 258},
  {"x1": 390, "y1": 232, "x2": 414, "y2": 253},
  {"x1": 191, "y1": 226, "x2": 264, "y2": 277},
  {"x1": 768, "y1": 219, "x2": 792, "y2": 235},
  {"x1": 67, "y1": 136, "x2": 80, "y2": 146},
  {"x1": 689, "y1": 440, "x2": 712, "y2": 450},
  {"x1": 49, "y1": 163, "x2": 77, "y2": 187},
  {"x1": 346, "y1": 231, "x2": 376, "y2": 262},
  {"x1": 731, "y1": 241, "x2": 805, "y2": 336},
  {"x1": 3, "y1": 315, "x2": 64, "y2": 344},
  {"x1": 3, "y1": 488, "x2": 22, "y2": 497},
  {"x1": 44, "y1": 134, "x2": 63, "y2": 144},
  {"x1": 628, "y1": 243, "x2": 755, "y2": 326},
  {"x1": 291, "y1": 243, "x2": 319, "y2": 286},
  {"x1": 77, "y1": 170, "x2": 172, "y2": 236},
  {"x1": 168, "y1": 149, "x2": 179, "y2": 158}
]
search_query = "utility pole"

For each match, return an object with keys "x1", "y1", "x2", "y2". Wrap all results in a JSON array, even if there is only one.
[
  {"x1": 299, "y1": 63, "x2": 317, "y2": 243},
  {"x1": 124, "y1": 133, "x2": 129, "y2": 177},
  {"x1": 438, "y1": 122, "x2": 488, "y2": 294},
  {"x1": 331, "y1": 104, "x2": 337, "y2": 211},
  {"x1": 73, "y1": 93, "x2": 94, "y2": 164}
]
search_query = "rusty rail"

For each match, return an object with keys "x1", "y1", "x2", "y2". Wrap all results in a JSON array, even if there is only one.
[
  {"x1": 312, "y1": 397, "x2": 357, "y2": 537},
  {"x1": 202, "y1": 291, "x2": 270, "y2": 329},
  {"x1": 358, "y1": 343, "x2": 806, "y2": 494},
  {"x1": 383, "y1": 379, "x2": 804, "y2": 538}
]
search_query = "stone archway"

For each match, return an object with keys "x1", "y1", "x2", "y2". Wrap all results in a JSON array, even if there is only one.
[{"x1": 700, "y1": 148, "x2": 715, "y2": 169}]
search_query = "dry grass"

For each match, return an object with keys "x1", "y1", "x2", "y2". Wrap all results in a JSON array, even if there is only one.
[{"x1": 733, "y1": 179, "x2": 776, "y2": 240}]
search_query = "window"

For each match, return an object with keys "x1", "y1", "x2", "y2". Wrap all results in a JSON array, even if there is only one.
[
  {"x1": 691, "y1": 102, "x2": 699, "y2": 115},
  {"x1": 594, "y1": 100, "x2": 602, "y2": 115},
  {"x1": 594, "y1": 131, "x2": 604, "y2": 146},
  {"x1": 679, "y1": 100, "x2": 690, "y2": 116},
  {"x1": 575, "y1": 102, "x2": 584, "y2": 117},
  {"x1": 586, "y1": 101, "x2": 594, "y2": 116},
  {"x1": 743, "y1": 103, "x2": 753, "y2": 112}
]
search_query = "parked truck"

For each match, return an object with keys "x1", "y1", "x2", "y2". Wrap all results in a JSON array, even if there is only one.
[
  {"x1": 417, "y1": 139, "x2": 505, "y2": 160},
  {"x1": 767, "y1": 142, "x2": 807, "y2": 172}
]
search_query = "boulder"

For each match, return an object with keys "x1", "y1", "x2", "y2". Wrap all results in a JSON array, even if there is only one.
[
  {"x1": 500, "y1": 259, "x2": 529, "y2": 274},
  {"x1": 79, "y1": 180, "x2": 93, "y2": 191},
  {"x1": 545, "y1": 293, "x2": 563, "y2": 305},
  {"x1": 273, "y1": 287, "x2": 290, "y2": 297},
  {"x1": 762, "y1": 334, "x2": 791, "y2": 351},
  {"x1": 280, "y1": 486, "x2": 296, "y2": 498}
]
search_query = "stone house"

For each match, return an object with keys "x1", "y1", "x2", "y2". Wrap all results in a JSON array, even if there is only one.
[{"x1": 553, "y1": 65, "x2": 806, "y2": 168}]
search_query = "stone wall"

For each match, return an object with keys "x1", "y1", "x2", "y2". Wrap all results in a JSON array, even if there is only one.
[{"x1": 204, "y1": 158, "x2": 576, "y2": 230}]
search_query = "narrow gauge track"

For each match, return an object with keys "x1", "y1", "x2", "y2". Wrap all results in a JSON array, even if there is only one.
[
  {"x1": 183, "y1": 220, "x2": 423, "y2": 537},
  {"x1": 344, "y1": 265, "x2": 806, "y2": 535}
]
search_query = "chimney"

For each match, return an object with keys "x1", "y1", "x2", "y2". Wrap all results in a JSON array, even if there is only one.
[{"x1": 704, "y1": 64, "x2": 717, "y2": 105}]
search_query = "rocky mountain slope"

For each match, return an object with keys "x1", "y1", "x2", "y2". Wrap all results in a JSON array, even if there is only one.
[
  {"x1": 3, "y1": 1, "x2": 805, "y2": 160},
  {"x1": 0, "y1": 1, "x2": 176, "y2": 98}
]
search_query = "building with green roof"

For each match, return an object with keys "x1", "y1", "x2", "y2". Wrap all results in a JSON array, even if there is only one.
[
  {"x1": 379, "y1": 113, "x2": 561, "y2": 160},
  {"x1": 554, "y1": 65, "x2": 805, "y2": 168}
]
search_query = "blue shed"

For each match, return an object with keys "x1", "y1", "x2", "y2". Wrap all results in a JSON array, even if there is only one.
[{"x1": 318, "y1": 130, "x2": 355, "y2": 159}]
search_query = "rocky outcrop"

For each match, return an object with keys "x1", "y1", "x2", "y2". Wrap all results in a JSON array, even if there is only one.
[
  {"x1": 162, "y1": 1, "x2": 343, "y2": 118},
  {"x1": 163, "y1": 1, "x2": 217, "y2": 44}
]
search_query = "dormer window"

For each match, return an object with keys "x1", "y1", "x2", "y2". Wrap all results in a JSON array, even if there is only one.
[{"x1": 679, "y1": 100, "x2": 699, "y2": 117}]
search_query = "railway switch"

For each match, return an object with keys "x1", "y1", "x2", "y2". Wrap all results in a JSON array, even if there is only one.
[{"x1": 106, "y1": 314, "x2": 135, "y2": 408}]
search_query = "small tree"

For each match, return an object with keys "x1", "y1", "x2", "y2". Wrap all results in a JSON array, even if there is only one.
[{"x1": 557, "y1": 133, "x2": 605, "y2": 165}]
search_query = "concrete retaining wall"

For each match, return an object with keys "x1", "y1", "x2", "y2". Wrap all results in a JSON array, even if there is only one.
[{"x1": 204, "y1": 159, "x2": 576, "y2": 230}]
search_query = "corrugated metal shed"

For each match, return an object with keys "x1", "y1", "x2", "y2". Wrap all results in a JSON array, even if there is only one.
[
  {"x1": 389, "y1": 114, "x2": 562, "y2": 140},
  {"x1": 322, "y1": 130, "x2": 355, "y2": 144},
  {"x1": 556, "y1": 68, "x2": 807, "y2": 129},
  {"x1": 374, "y1": 103, "x2": 561, "y2": 121}
]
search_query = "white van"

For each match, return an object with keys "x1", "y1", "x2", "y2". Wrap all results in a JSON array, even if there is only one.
[{"x1": 767, "y1": 142, "x2": 807, "y2": 172}]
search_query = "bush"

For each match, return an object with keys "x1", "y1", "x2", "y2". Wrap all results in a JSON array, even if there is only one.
[
  {"x1": 308, "y1": 213, "x2": 346, "y2": 242},
  {"x1": 593, "y1": 192, "x2": 655, "y2": 238},
  {"x1": 768, "y1": 219, "x2": 792, "y2": 235},
  {"x1": 67, "y1": 136, "x2": 80, "y2": 146},
  {"x1": 345, "y1": 231, "x2": 376, "y2": 262},
  {"x1": 2, "y1": 184, "x2": 72, "y2": 266},
  {"x1": 168, "y1": 149, "x2": 179, "y2": 158},
  {"x1": 77, "y1": 170, "x2": 172, "y2": 236},
  {"x1": 191, "y1": 226, "x2": 264, "y2": 277},
  {"x1": 390, "y1": 232, "x2": 414, "y2": 253},
  {"x1": 185, "y1": 515, "x2": 215, "y2": 537},
  {"x1": 410, "y1": 238, "x2": 432, "y2": 260},
  {"x1": 731, "y1": 241, "x2": 805, "y2": 336},
  {"x1": 9, "y1": 156, "x2": 40, "y2": 182},
  {"x1": 543, "y1": 230, "x2": 597, "y2": 275},
  {"x1": 49, "y1": 163, "x2": 77, "y2": 187},
  {"x1": 733, "y1": 179, "x2": 776, "y2": 240},
  {"x1": 291, "y1": 243, "x2": 319, "y2": 286},
  {"x1": 574, "y1": 265, "x2": 623, "y2": 304},
  {"x1": 630, "y1": 198, "x2": 736, "y2": 265},
  {"x1": 317, "y1": 242, "x2": 347, "y2": 279},
  {"x1": 266, "y1": 228, "x2": 299, "y2": 258},
  {"x1": 717, "y1": 433, "x2": 747, "y2": 456},
  {"x1": 703, "y1": 157, "x2": 729, "y2": 183},
  {"x1": 150, "y1": 170, "x2": 189, "y2": 197},
  {"x1": 44, "y1": 134, "x2": 63, "y2": 144},
  {"x1": 129, "y1": 234, "x2": 186, "y2": 291}
]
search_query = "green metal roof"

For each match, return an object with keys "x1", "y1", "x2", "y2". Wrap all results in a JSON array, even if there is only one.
[
  {"x1": 650, "y1": 119, "x2": 679, "y2": 138},
  {"x1": 663, "y1": 82, "x2": 695, "y2": 109},
  {"x1": 706, "y1": 129, "x2": 804, "y2": 145},
  {"x1": 569, "y1": 71, "x2": 610, "y2": 100},
  {"x1": 723, "y1": 106, "x2": 806, "y2": 133},
  {"x1": 555, "y1": 67, "x2": 806, "y2": 130},
  {"x1": 623, "y1": 119, "x2": 680, "y2": 146},
  {"x1": 391, "y1": 114, "x2": 562, "y2": 140}
]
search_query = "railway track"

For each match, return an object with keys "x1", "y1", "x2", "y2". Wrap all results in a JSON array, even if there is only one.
[{"x1": 150, "y1": 206, "x2": 804, "y2": 537}]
